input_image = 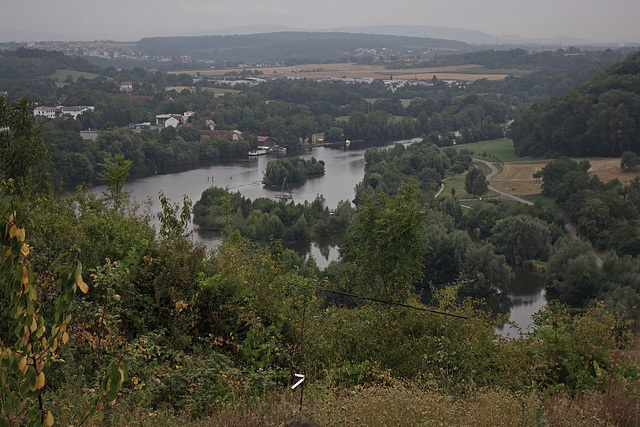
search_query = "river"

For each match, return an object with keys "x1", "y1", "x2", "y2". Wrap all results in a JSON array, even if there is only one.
[{"x1": 94, "y1": 138, "x2": 546, "y2": 336}]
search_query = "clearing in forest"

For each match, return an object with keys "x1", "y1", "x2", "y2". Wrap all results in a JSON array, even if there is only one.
[{"x1": 491, "y1": 158, "x2": 640, "y2": 196}]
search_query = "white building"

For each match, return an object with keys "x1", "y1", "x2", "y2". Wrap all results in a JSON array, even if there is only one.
[{"x1": 33, "y1": 106, "x2": 94, "y2": 119}]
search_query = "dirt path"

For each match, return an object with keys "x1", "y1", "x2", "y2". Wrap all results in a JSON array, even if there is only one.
[
  {"x1": 470, "y1": 158, "x2": 603, "y2": 267},
  {"x1": 472, "y1": 158, "x2": 534, "y2": 206}
]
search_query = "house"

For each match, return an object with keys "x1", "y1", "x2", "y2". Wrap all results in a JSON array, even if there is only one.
[
  {"x1": 33, "y1": 106, "x2": 94, "y2": 119},
  {"x1": 119, "y1": 81, "x2": 133, "y2": 92},
  {"x1": 80, "y1": 129, "x2": 99, "y2": 141},
  {"x1": 257, "y1": 136, "x2": 277, "y2": 147},
  {"x1": 182, "y1": 111, "x2": 195, "y2": 124},
  {"x1": 156, "y1": 111, "x2": 195, "y2": 128},
  {"x1": 155, "y1": 114, "x2": 182, "y2": 128}
]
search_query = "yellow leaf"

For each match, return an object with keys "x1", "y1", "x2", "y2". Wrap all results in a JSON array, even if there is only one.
[
  {"x1": 36, "y1": 371, "x2": 45, "y2": 389},
  {"x1": 21, "y1": 326, "x2": 30, "y2": 347},
  {"x1": 8, "y1": 224, "x2": 17, "y2": 239},
  {"x1": 62, "y1": 332, "x2": 69, "y2": 344},
  {"x1": 21, "y1": 243, "x2": 29, "y2": 256},
  {"x1": 30, "y1": 315, "x2": 37, "y2": 332},
  {"x1": 76, "y1": 275, "x2": 88, "y2": 294},
  {"x1": 18, "y1": 356, "x2": 27, "y2": 373},
  {"x1": 21, "y1": 266, "x2": 29, "y2": 285},
  {"x1": 16, "y1": 228, "x2": 25, "y2": 242},
  {"x1": 1, "y1": 348, "x2": 10, "y2": 359},
  {"x1": 45, "y1": 411, "x2": 54, "y2": 427}
]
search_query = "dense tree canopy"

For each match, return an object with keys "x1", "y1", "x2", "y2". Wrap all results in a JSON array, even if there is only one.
[{"x1": 509, "y1": 50, "x2": 640, "y2": 157}]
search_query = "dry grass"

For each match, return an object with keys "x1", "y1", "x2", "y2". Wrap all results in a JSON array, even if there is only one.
[
  {"x1": 490, "y1": 158, "x2": 640, "y2": 197},
  {"x1": 51, "y1": 378, "x2": 640, "y2": 426},
  {"x1": 189, "y1": 63, "x2": 510, "y2": 81},
  {"x1": 545, "y1": 384, "x2": 640, "y2": 427},
  {"x1": 491, "y1": 160, "x2": 548, "y2": 196}
]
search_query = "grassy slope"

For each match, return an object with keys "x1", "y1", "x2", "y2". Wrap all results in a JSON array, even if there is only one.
[
  {"x1": 451, "y1": 138, "x2": 537, "y2": 163},
  {"x1": 50, "y1": 69, "x2": 104, "y2": 82}
]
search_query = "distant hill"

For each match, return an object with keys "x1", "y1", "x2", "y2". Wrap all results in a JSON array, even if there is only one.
[
  {"x1": 205, "y1": 25, "x2": 609, "y2": 47},
  {"x1": 508, "y1": 50, "x2": 640, "y2": 158},
  {"x1": 136, "y1": 31, "x2": 472, "y2": 64}
]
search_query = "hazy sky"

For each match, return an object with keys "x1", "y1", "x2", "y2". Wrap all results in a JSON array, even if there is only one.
[{"x1": 1, "y1": 0, "x2": 639, "y2": 43}]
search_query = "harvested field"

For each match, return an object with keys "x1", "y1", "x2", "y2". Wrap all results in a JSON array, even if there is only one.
[
  {"x1": 491, "y1": 161, "x2": 547, "y2": 196},
  {"x1": 491, "y1": 158, "x2": 640, "y2": 196},
  {"x1": 189, "y1": 63, "x2": 512, "y2": 81}
]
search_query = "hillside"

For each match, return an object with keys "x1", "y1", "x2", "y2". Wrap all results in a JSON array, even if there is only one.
[
  {"x1": 508, "y1": 49, "x2": 640, "y2": 157},
  {"x1": 136, "y1": 31, "x2": 472, "y2": 64},
  {"x1": 0, "y1": 47, "x2": 101, "y2": 80}
]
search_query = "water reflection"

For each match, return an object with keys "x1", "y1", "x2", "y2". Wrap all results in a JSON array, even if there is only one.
[{"x1": 488, "y1": 266, "x2": 547, "y2": 338}]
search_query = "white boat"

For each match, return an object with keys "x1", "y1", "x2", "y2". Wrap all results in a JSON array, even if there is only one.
[{"x1": 248, "y1": 149, "x2": 267, "y2": 156}]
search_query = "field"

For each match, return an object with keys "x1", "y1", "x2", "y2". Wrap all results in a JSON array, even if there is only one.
[
  {"x1": 50, "y1": 69, "x2": 104, "y2": 84},
  {"x1": 165, "y1": 86, "x2": 240, "y2": 95},
  {"x1": 452, "y1": 138, "x2": 537, "y2": 163},
  {"x1": 491, "y1": 158, "x2": 640, "y2": 196},
  {"x1": 446, "y1": 138, "x2": 640, "y2": 197},
  {"x1": 181, "y1": 63, "x2": 515, "y2": 82}
]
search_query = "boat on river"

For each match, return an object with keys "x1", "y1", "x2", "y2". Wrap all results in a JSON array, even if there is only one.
[
  {"x1": 275, "y1": 178, "x2": 293, "y2": 202},
  {"x1": 248, "y1": 149, "x2": 267, "y2": 156}
]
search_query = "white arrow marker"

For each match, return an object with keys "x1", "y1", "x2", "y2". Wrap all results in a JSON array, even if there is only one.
[{"x1": 291, "y1": 373, "x2": 305, "y2": 389}]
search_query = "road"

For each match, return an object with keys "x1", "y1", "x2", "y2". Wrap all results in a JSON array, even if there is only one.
[{"x1": 472, "y1": 158, "x2": 534, "y2": 206}]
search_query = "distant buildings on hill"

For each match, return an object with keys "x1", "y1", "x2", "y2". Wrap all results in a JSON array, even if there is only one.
[{"x1": 33, "y1": 105, "x2": 94, "y2": 119}]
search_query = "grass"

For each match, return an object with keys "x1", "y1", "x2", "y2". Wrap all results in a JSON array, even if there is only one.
[
  {"x1": 49, "y1": 379, "x2": 640, "y2": 426},
  {"x1": 439, "y1": 172, "x2": 498, "y2": 200},
  {"x1": 50, "y1": 69, "x2": 104, "y2": 84},
  {"x1": 453, "y1": 138, "x2": 540, "y2": 163},
  {"x1": 364, "y1": 99, "x2": 414, "y2": 107}
]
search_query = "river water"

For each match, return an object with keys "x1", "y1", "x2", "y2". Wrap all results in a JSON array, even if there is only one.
[{"x1": 95, "y1": 138, "x2": 546, "y2": 336}]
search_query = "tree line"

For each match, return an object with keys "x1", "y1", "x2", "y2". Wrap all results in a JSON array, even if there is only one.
[{"x1": 509, "y1": 49, "x2": 640, "y2": 157}]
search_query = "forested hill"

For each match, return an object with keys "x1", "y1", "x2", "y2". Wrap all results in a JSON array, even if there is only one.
[
  {"x1": 0, "y1": 47, "x2": 101, "y2": 80},
  {"x1": 508, "y1": 49, "x2": 640, "y2": 158},
  {"x1": 136, "y1": 31, "x2": 471, "y2": 63}
]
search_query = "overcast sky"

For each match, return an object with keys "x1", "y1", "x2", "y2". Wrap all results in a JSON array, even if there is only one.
[{"x1": 1, "y1": 0, "x2": 639, "y2": 43}]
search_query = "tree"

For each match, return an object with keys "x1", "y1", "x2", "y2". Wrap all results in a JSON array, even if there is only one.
[
  {"x1": 620, "y1": 151, "x2": 640, "y2": 171},
  {"x1": 537, "y1": 157, "x2": 586, "y2": 197},
  {"x1": 324, "y1": 126, "x2": 344, "y2": 143},
  {"x1": 341, "y1": 182, "x2": 427, "y2": 301},
  {"x1": 0, "y1": 97, "x2": 50, "y2": 193},
  {"x1": 97, "y1": 153, "x2": 132, "y2": 208},
  {"x1": 490, "y1": 214, "x2": 552, "y2": 265},
  {"x1": 438, "y1": 196, "x2": 463, "y2": 223},
  {"x1": 576, "y1": 197, "x2": 611, "y2": 242},
  {"x1": 464, "y1": 167, "x2": 487, "y2": 197},
  {"x1": 0, "y1": 184, "x2": 125, "y2": 426},
  {"x1": 546, "y1": 237, "x2": 601, "y2": 305}
]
